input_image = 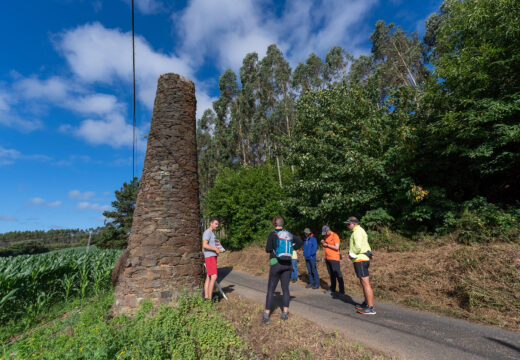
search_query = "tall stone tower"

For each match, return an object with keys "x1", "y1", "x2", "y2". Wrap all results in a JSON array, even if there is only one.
[{"x1": 113, "y1": 73, "x2": 203, "y2": 314}]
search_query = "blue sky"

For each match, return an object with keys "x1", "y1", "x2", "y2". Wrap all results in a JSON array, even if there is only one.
[{"x1": 0, "y1": 0, "x2": 441, "y2": 233}]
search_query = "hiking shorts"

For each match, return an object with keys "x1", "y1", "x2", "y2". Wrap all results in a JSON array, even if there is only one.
[
  {"x1": 353, "y1": 261, "x2": 370, "y2": 278},
  {"x1": 205, "y1": 256, "x2": 217, "y2": 276}
]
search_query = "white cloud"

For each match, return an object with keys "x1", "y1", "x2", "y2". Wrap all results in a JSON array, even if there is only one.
[
  {"x1": 175, "y1": 0, "x2": 377, "y2": 71},
  {"x1": 47, "y1": 201, "x2": 63, "y2": 207},
  {"x1": 14, "y1": 76, "x2": 71, "y2": 102},
  {"x1": 0, "y1": 146, "x2": 21, "y2": 165},
  {"x1": 0, "y1": 146, "x2": 52, "y2": 165},
  {"x1": 0, "y1": 88, "x2": 43, "y2": 132},
  {"x1": 65, "y1": 94, "x2": 122, "y2": 115},
  {"x1": 195, "y1": 88, "x2": 217, "y2": 121},
  {"x1": 126, "y1": 0, "x2": 164, "y2": 14},
  {"x1": 68, "y1": 190, "x2": 95, "y2": 200},
  {"x1": 29, "y1": 197, "x2": 62, "y2": 207},
  {"x1": 77, "y1": 201, "x2": 111, "y2": 211},
  {"x1": 176, "y1": 0, "x2": 276, "y2": 70},
  {"x1": 73, "y1": 112, "x2": 146, "y2": 148},
  {"x1": 30, "y1": 197, "x2": 45, "y2": 205},
  {"x1": 50, "y1": 22, "x2": 213, "y2": 145},
  {"x1": 56, "y1": 22, "x2": 193, "y2": 108},
  {"x1": 0, "y1": 90, "x2": 10, "y2": 111},
  {"x1": 0, "y1": 216, "x2": 17, "y2": 221}
]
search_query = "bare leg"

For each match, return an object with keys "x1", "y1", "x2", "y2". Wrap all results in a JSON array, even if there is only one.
[
  {"x1": 208, "y1": 274, "x2": 217, "y2": 299},
  {"x1": 359, "y1": 277, "x2": 374, "y2": 307},
  {"x1": 204, "y1": 275, "x2": 211, "y2": 299}
]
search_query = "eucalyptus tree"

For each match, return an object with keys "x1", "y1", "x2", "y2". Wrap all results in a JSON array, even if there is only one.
[
  {"x1": 257, "y1": 44, "x2": 293, "y2": 186},
  {"x1": 235, "y1": 52, "x2": 260, "y2": 165},
  {"x1": 197, "y1": 109, "x2": 219, "y2": 197},
  {"x1": 212, "y1": 69, "x2": 239, "y2": 166},
  {"x1": 370, "y1": 20, "x2": 428, "y2": 89},
  {"x1": 292, "y1": 53, "x2": 326, "y2": 92},
  {"x1": 324, "y1": 46, "x2": 352, "y2": 84}
]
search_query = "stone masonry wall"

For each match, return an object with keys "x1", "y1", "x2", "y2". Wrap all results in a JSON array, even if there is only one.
[{"x1": 113, "y1": 73, "x2": 203, "y2": 314}]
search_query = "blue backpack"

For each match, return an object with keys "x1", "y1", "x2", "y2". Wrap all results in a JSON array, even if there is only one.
[{"x1": 274, "y1": 229, "x2": 293, "y2": 261}]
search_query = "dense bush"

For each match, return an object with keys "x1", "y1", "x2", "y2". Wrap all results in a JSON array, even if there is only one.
[
  {"x1": 454, "y1": 198, "x2": 520, "y2": 244},
  {"x1": 204, "y1": 165, "x2": 290, "y2": 249}
]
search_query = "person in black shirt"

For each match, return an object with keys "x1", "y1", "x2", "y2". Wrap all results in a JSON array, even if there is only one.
[{"x1": 262, "y1": 216, "x2": 303, "y2": 324}]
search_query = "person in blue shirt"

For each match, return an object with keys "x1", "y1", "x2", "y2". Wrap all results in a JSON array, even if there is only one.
[{"x1": 303, "y1": 228, "x2": 320, "y2": 289}]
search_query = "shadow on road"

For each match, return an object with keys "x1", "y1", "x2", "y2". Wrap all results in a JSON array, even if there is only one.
[
  {"x1": 218, "y1": 266, "x2": 233, "y2": 282},
  {"x1": 486, "y1": 337, "x2": 520, "y2": 354}
]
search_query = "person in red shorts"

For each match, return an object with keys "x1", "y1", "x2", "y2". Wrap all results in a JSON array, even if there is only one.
[{"x1": 203, "y1": 218, "x2": 221, "y2": 300}]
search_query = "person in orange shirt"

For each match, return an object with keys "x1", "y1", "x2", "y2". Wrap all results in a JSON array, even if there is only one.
[{"x1": 320, "y1": 225, "x2": 345, "y2": 296}]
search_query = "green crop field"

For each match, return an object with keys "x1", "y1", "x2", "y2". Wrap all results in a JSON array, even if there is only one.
[{"x1": 0, "y1": 247, "x2": 121, "y2": 325}]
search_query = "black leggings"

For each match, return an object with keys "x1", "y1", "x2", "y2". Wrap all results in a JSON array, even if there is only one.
[
  {"x1": 265, "y1": 261, "x2": 291, "y2": 310},
  {"x1": 325, "y1": 259, "x2": 344, "y2": 293}
]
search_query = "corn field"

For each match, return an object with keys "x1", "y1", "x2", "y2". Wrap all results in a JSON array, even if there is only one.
[{"x1": 0, "y1": 247, "x2": 121, "y2": 324}]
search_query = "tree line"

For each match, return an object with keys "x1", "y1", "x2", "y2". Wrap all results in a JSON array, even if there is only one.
[{"x1": 199, "y1": 0, "x2": 520, "y2": 248}]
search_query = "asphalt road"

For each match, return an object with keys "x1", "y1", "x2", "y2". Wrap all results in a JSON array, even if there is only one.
[{"x1": 218, "y1": 268, "x2": 520, "y2": 360}]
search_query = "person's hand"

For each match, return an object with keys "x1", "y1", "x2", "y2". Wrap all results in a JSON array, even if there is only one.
[{"x1": 215, "y1": 248, "x2": 221, "y2": 254}]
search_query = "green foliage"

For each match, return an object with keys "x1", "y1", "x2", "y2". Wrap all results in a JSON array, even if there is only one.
[
  {"x1": 197, "y1": 1, "x2": 520, "y2": 242},
  {"x1": 454, "y1": 197, "x2": 520, "y2": 244},
  {"x1": 425, "y1": 0, "x2": 520, "y2": 203},
  {"x1": 97, "y1": 178, "x2": 139, "y2": 249},
  {"x1": 0, "y1": 240, "x2": 49, "y2": 257},
  {"x1": 204, "y1": 165, "x2": 288, "y2": 249},
  {"x1": 0, "y1": 247, "x2": 120, "y2": 326},
  {"x1": 366, "y1": 228, "x2": 415, "y2": 252},
  {"x1": 1, "y1": 292, "x2": 251, "y2": 360},
  {"x1": 361, "y1": 209, "x2": 395, "y2": 231},
  {"x1": 0, "y1": 228, "x2": 102, "y2": 256},
  {"x1": 283, "y1": 82, "x2": 412, "y2": 230}
]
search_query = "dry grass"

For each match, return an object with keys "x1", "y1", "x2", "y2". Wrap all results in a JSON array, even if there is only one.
[
  {"x1": 216, "y1": 293, "x2": 393, "y2": 360},
  {"x1": 219, "y1": 240, "x2": 520, "y2": 331}
]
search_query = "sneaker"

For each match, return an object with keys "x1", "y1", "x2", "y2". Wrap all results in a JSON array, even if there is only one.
[
  {"x1": 305, "y1": 284, "x2": 312, "y2": 289},
  {"x1": 357, "y1": 306, "x2": 376, "y2": 315},
  {"x1": 312, "y1": 285, "x2": 320, "y2": 289},
  {"x1": 355, "y1": 301, "x2": 367, "y2": 310},
  {"x1": 261, "y1": 313, "x2": 270, "y2": 325},
  {"x1": 281, "y1": 311, "x2": 289, "y2": 321}
]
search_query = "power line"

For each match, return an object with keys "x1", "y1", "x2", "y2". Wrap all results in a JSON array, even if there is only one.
[{"x1": 132, "y1": 0, "x2": 136, "y2": 181}]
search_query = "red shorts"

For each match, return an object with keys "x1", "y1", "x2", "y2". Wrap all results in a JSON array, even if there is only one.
[{"x1": 204, "y1": 256, "x2": 217, "y2": 276}]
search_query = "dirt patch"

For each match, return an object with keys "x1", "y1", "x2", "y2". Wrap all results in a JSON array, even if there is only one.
[
  {"x1": 219, "y1": 241, "x2": 520, "y2": 331},
  {"x1": 216, "y1": 293, "x2": 393, "y2": 359}
]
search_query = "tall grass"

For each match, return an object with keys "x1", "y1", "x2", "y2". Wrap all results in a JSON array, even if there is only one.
[{"x1": 0, "y1": 247, "x2": 121, "y2": 326}]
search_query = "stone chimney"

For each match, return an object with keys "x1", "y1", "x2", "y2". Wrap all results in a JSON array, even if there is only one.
[{"x1": 113, "y1": 73, "x2": 203, "y2": 314}]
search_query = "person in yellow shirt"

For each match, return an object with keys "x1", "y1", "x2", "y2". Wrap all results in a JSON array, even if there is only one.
[
  {"x1": 346, "y1": 216, "x2": 376, "y2": 315},
  {"x1": 320, "y1": 225, "x2": 345, "y2": 296}
]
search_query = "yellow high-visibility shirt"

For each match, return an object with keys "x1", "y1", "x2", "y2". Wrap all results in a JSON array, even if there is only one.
[{"x1": 349, "y1": 225, "x2": 371, "y2": 262}]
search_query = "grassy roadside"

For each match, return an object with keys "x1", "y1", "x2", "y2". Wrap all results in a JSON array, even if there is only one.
[
  {"x1": 217, "y1": 293, "x2": 392, "y2": 360},
  {"x1": 218, "y1": 240, "x2": 520, "y2": 331},
  {"x1": 2, "y1": 291, "x2": 392, "y2": 360}
]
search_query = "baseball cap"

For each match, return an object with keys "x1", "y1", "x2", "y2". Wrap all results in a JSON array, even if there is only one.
[
  {"x1": 345, "y1": 216, "x2": 359, "y2": 224},
  {"x1": 321, "y1": 225, "x2": 330, "y2": 235},
  {"x1": 304, "y1": 228, "x2": 311, "y2": 234}
]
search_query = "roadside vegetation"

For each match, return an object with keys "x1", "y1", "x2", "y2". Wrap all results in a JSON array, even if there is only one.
[{"x1": 1, "y1": 247, "x2": 387, "y2": 360}]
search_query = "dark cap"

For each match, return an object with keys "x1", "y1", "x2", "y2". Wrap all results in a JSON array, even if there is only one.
[
  {"x1": 321, "y1": 225, "x2": 330, "y2": 235},
  {"x1": 345, "y1": 216, "x2": 359, "y2": 224}
]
